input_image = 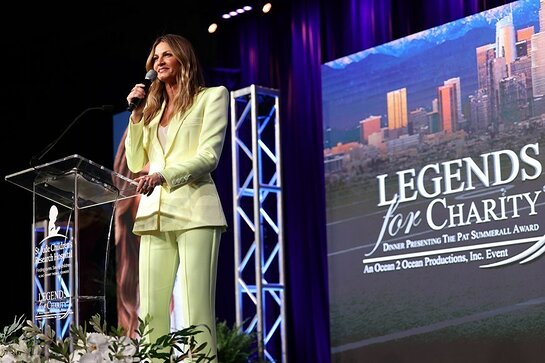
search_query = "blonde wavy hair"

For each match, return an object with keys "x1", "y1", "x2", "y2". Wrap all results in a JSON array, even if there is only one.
[{"x1": 140, "y1": 34, "x2": 205, "y2": 125}]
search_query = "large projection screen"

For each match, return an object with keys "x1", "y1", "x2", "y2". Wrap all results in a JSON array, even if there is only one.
[{"x1": 322, "y1": 0, "x2": 545, "y2": 361}]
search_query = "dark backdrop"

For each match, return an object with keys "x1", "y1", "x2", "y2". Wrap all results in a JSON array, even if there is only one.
[{"x1": 1, "y1": 0, "x2": 513, "y2": 362}]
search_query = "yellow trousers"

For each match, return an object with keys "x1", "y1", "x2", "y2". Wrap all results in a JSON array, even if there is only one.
[{"x1": 139, "y1": 227, "x2": 221, "y2": 362}]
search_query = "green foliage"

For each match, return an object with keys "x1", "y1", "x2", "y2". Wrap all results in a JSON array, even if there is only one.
[
  {"x1": 0, "y1": 314, "x2": 215, "y2": 362},
  {"x1": 1, "y1": 314, "x2": 266, "y2": 363},
  {"x1": 0, "y1": 315, "x2": 25, "y2": 344},
  {"x1": 216, "y1": 320, "x2": 256, "y2": 363}
]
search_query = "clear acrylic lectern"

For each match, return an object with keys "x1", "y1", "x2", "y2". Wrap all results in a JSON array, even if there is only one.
[{"x1": 5, "y1": 154, "x2": 138, "y2": 339}]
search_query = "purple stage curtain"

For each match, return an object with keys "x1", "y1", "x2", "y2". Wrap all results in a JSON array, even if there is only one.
[{"x1": 282, "y1": 1, "x2": 332, "y2": 362}]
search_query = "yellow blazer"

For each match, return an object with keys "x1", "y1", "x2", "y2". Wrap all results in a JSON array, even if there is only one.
[{"x1": 125, "y1": 86, "x2": 229, "y2": 234}]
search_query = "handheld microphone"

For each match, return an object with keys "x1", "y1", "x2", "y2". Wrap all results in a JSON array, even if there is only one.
[
  {"x1": 30, "y1": 105, "x2": 114, "y2": 166},
  {"x1": 127, "y1": 69, "x2": 157, "y2": 111}
]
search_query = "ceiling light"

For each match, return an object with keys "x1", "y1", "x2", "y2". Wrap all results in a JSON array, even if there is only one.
[
  {"x1": 262, "y1": 3, "x2": 272, "y2": 13},
  {"x1": 208, "y1": 23, "x2": 218, "y2": 33}
]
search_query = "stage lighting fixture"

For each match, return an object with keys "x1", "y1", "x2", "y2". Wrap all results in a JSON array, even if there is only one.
[
  {"x1": 210, "y1": 3, "x2": 271, "y2": 34},
  {"x1": 208, "y1": 23, "x2": 218, "y2": 33},
  {"x1": 262, "y1": 2, "x2": 272, "y2": 13}
]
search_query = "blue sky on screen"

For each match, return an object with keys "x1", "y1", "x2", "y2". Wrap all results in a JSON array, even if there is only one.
[{"x1": 321, "y1": 0, "x2": 540, "y2": 135}]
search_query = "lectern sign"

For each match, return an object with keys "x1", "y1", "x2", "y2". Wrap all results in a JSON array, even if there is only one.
[{"x1": 34, "y1": 206, "x2": 73, "y2": 331}]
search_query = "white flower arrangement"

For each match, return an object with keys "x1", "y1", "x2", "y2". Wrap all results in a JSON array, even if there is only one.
[{"x1": 0, "y1": 314, "x2": 214, "y2": 362}]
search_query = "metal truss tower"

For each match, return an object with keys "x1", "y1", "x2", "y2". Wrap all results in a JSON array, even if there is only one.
[{"x1": 230, "y1": 85, "x2": 286, "y2": 362}]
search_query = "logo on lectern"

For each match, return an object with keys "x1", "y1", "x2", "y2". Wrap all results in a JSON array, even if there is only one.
[{"x1": 34, "y1": 205, "x2": 73, "y2": 322}]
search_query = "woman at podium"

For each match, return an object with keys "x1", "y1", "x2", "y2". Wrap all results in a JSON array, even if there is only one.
[{"x1": 124, "y1": 33, "x2": 228, "y2": 362}]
